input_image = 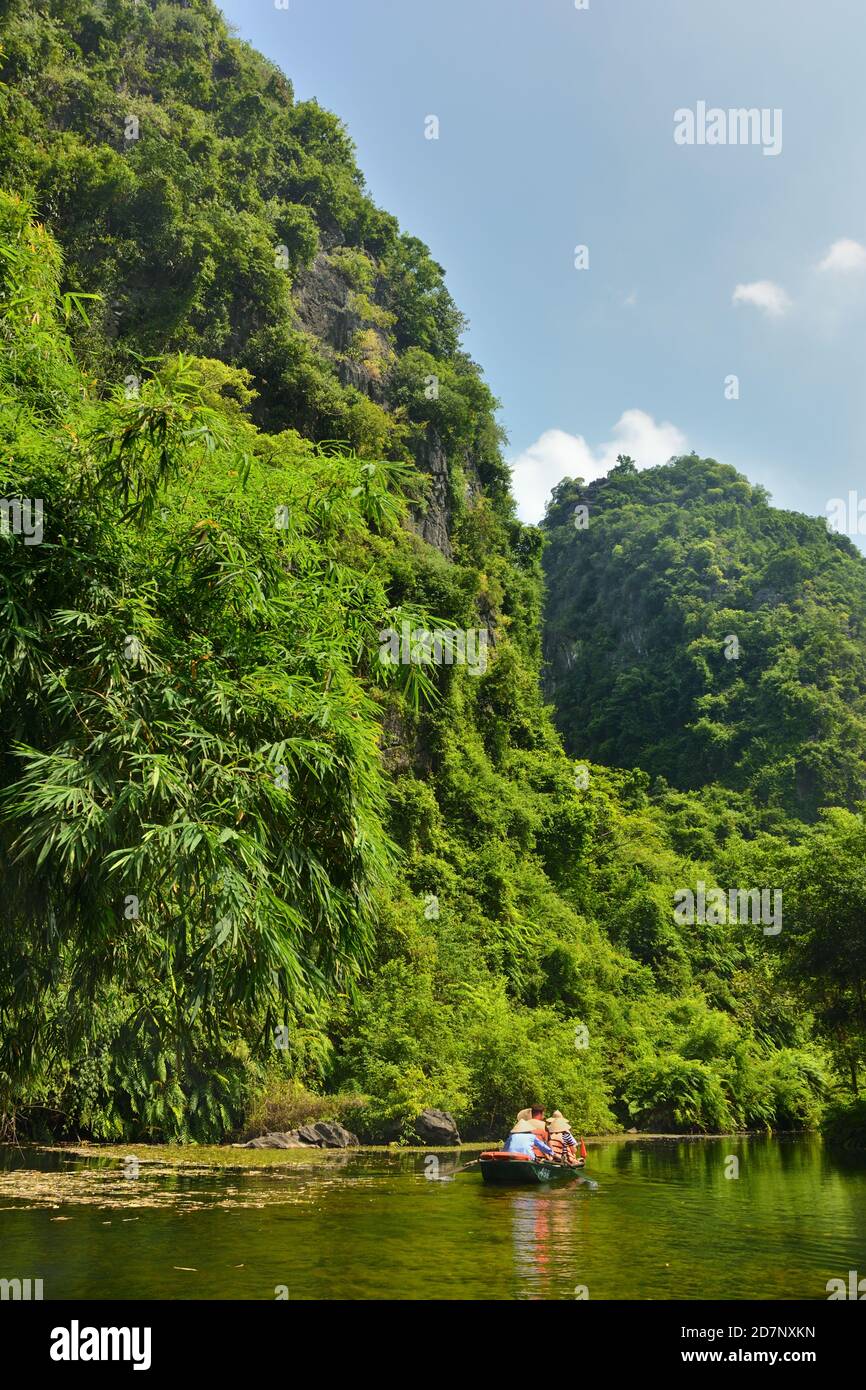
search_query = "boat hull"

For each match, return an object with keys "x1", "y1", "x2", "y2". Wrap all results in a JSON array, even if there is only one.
[{"x1": 478, "y1": 1155, "x2": 585, "y2": 1186}]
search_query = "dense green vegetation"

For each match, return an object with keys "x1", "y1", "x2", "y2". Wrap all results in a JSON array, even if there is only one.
[
  {"x1": 542, "y1": 459, "x2": 866, "y2": 821},
  {"x1": 0, "y1": 0, "x2": 509, "y2": 497},
  {"x1": 0, "y1": 0, "x2": 862, "y2": 1145}
]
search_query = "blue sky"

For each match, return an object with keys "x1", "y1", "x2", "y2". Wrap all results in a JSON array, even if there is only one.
[{"x1": 220, "y1": 0, "x2": 866, "y2": 538}]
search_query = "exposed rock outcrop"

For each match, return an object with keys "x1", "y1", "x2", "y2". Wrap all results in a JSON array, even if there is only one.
[
  {"x1": 240, "y1": 1121, "x2": 359, "y2": 1150},
  {"x1": 293, "y1": 251, "x2": 389, "y2": 402},
  {"x1": 356, "y1": 1108, "x2": 461, "y2": 1146},
  {"x1": 293, "y1": 253, "x2": 489, "y2": 566},
  {"x1": 413, "y1": 430, "x2": 453, "y2": 558},
  {"x1": 293, "y1": 251, "x2": 355, "y2": 356},
  {"x1": 413, "y1": 1108, "x2": 461, "y2": 1146},
  {"x1": 241, "y1": 1132, "x2": 306, "y2": 1149}
]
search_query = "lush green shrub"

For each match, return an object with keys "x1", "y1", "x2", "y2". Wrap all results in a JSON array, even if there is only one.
[
  {"x1": 623, "y1": 1056, "x2": 736, "y2": 1132},
  {"x1": 822, "y1": 1100, "x2": 866, "y2": 1150},
  {"x1": 242, "y1": 1075, "x2": 364, "y2": 1139},
  {"x1": 459, "y1": 983, "x2": 616, "y2": 1138}
]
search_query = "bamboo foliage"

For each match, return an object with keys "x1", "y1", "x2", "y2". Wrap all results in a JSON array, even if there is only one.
[{"x1": 0, "y1": 193, "x2": 433, "y2": 1126}]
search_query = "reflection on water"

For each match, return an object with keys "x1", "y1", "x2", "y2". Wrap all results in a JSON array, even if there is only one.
[
  {"x1": 509, "y1": 1182, "x2": 595, "y2": 1299},
  {"x1": 0, "y1": 1136, "x2": 863, "y2": 1300}
]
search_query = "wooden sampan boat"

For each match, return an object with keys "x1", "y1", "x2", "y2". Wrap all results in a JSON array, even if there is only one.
[{"x1": 477, "y1": 1150, "x2": 586, "y2": 1185}]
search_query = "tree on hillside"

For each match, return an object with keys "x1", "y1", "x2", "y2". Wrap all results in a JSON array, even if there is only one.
[{"x1": 787, "y1": 810, "x2": 866, "y2": 1097}]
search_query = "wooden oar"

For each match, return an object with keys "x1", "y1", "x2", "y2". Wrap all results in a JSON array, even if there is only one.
[{"x1": 453, "y1": 1157, "x2": 482, "y2": 1174}]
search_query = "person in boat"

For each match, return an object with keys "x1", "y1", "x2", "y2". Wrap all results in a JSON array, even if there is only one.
[
  {"x1": 531, "y1": 1105, "x2": 548, "y2": 1133},
  {"x1": 547, "y1": 1112, "x2": 578, "y2": 1165},
  {"x1": 502, "y1": 1119, "x2": 554, "y2": 1161},
  {"x1": 514, "y1": 1106, "x2": 548, "y2": 1138}
]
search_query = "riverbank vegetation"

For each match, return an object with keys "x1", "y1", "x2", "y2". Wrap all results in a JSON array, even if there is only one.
[{"x1": 0, "y1": 0, "x2": 862, "y2": 1146}]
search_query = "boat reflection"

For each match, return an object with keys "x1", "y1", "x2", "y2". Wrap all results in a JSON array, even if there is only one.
[{"x1": 501, "y1": 1174, "x2": 597, "y2": 1299}]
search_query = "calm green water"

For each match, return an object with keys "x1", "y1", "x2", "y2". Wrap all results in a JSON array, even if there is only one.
[{"x1": 1, "y1": 1137, "x2": 864, "y2": 1300}]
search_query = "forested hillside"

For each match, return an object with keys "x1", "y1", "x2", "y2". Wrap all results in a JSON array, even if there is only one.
[
  {"x1": 0, "y1": 0, "x2": 862, "y2": 1145},
  {"x1": 542, "y1": 458, "x2": 866, "y2": 821}
]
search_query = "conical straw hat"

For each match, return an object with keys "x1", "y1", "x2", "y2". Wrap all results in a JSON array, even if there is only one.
[
  {"x1": 547, "y1": 1111, "x2": 573, "y2": 1133},
  {"x1": 510, "y1": 1119, "x2": 539, "y2": 1135}
]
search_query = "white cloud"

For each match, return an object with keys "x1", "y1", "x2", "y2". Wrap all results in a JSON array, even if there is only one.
[
  {"x1": 732, "y1": 280, "x2": 791, "y2": 317},
  {"x1": 509, "y1": 409, "x2": 688, "y2": 525},
  {"x1": 817, "y1": 238, "x2": 866, "y2": 273}
]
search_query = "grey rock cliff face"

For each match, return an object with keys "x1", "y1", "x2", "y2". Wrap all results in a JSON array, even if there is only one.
[
  {"x1": 414, "y1": 429, "x2": 453, "y2": 559},
  {"x1": 293, "y1": 251, "x2": 351, "y2": 352},
  {"x1": 293, "y1": 250, "x2": 389, "y2": 401},
  {"x1": 292, "y1": 250, "x2": 484, "y2": 562}
]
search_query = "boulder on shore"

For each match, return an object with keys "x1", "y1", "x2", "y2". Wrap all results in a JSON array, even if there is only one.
[
  {"x1": 311, "y1": 1121, "x2": 359, "y2": 1148},
  {"x1": 241, "y1": 1122, "x2": 359, "y2": 1150},
  {"x1": 241, "y1": 1132, "x2": 306, "y2": 1149},
  {"x1": 243, "y1": 1112, "x2": 458, "y2": 1149},
  {"x1": 413, "y1": 1108, "x2": 460, "y2": 1146}
]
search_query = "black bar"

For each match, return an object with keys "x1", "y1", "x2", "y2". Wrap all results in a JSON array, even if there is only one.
[{"x1": 7, "y1": 1297, "x2": 861, "y2": 1376}]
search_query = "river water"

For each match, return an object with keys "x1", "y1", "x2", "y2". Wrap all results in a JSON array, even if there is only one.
[{"x1": 1, "y1": 1136, "x2": 863, "y2": 1300}]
